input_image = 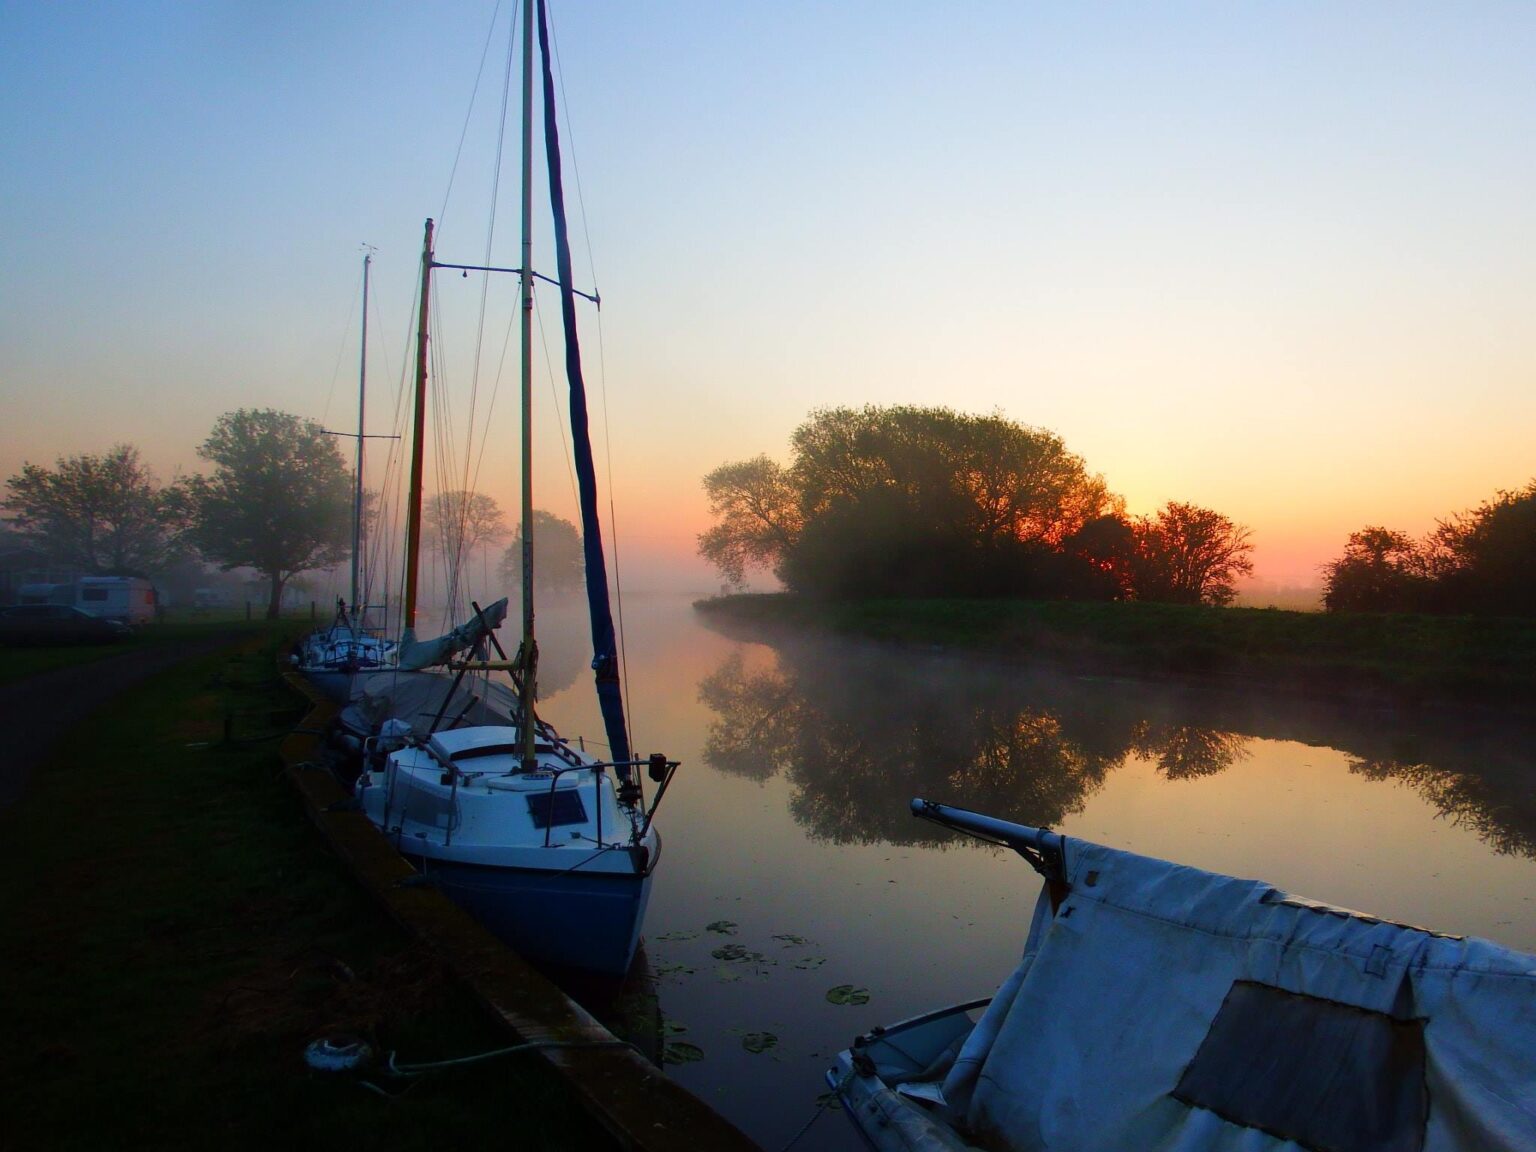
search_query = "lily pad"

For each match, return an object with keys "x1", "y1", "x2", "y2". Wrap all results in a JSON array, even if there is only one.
[
  {"x1": 826, "y1": 984, "x2": 871, "y2": 1006},
  {"x1": 793, "y1": 956, "x2": 827, "y2": 970},
  {"x1": 771, "y1": 933, "x2": 810, "y2": 947},
  {"x1": 741, "y1": 1031, "x2": 779, "y2": 1055},
  {"x1": 656, "y1": 930, "x2": 699, "y2": 943},
  {"x1": 705, "y1": 920, "x2": 739, "y2": 935},
  {"x1": 711, "y1": 943, "x2": 769, "y2": 964},
  {"x1": 656, "y1": 963, "x2": 696, "y2": 978},
  {"x1": 663, "y1": 1041, "x2": 705, "y2": 1065}
]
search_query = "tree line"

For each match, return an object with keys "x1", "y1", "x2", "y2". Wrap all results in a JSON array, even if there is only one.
[
  {"x1": 699, "y1": 405, "x2": 1255, "y2": 606},
  {"x1": 3, "y1": 409, "x2": 585, "y2": 619},
  {"x1": 1322, "y1": 482, "x2": 1536, "y2": 617}
]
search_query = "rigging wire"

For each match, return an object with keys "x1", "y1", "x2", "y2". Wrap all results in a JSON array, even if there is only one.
[
  {"x1": 318, "y1": 259, "x2": 368, "y2": 433},
  {"x1": 457, "y1": 3, "x2": 518, "y2": 550},
  {"x1": 438, "y1": 0, "x2": 508, "y2": 228},
  {"x1": 533, "y1": 288, "x2": 580, "y2": 506}
]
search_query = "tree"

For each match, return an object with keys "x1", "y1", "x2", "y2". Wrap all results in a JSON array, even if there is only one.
[
  {"x1": 424, "y1": 490, "x2": 511, "y2": 560},
  {"x1": 698, "y1": 406, "x2": 1119, "y2": 597},
  {"x1": 499, "y1": 510, "x2": 584, "y2": 594},
  {"x1": 697, "y1": 455, "x2": 801, "y2": 588},
  {"x1": 1321, "y1": 527, "x2": 1428, "y2": 613},
  {"x1": 424, "y1": 489, "x2": 510, "y2": 602},
  {"x1": 186, "y1": 409, "x2": 352, "y2": 619},
  {"x1": 2, "y1": 444, "x2": 187, "y2": 576},
  {"x1": 1426, "y1": 481, "x2": 1536, "y2": 616},
  {"x1": 1130, "y1": 502, "x2": 1254, "y2": 606},
  {"x1": 1056, "y1": 513, "x2": 1139, "y2": 600},
  {"x1": 789, "y1": 406, "x2": 1114, "y2": 551}
]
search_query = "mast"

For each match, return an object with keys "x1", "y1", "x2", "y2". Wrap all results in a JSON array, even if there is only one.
[
  {"x1": 404, "y1": 219, "x2": 435, "y2": 636},
  {"x1": 350, "y1": 250, "x2": 371, "y2": 615},
  {"x1": 517, "y1": 0, "x2": 539, "y2": 771}
]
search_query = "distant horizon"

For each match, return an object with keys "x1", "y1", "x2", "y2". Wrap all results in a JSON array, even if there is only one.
[{"x1": 4, "y1": 3, "x2": 1532, "y2": 604}]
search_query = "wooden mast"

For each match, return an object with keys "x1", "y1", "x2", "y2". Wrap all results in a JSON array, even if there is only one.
[{"x1": 404, "y1": 219, "x2": 435, "y2": 635}]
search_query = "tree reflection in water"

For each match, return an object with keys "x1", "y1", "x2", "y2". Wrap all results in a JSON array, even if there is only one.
[
  {"x1": 1349, "y1": 758, "x2": 1536, "y2": 858},
  {"x1": 696, "y1": 640, "x2": 1536, "y2": 858},
  {"x1": 697, "y1": 645, "x2": 1249, "y2": 845}
]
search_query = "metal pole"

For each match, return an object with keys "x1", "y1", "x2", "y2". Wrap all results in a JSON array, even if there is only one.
[
  {"x1": 518, "y1": 0, "x2": 538, "y2": 772},
  {"x1": 351, "y1": 251, "x2": 370, "y2": 614}
]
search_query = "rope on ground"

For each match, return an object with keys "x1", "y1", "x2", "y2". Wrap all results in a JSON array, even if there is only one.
[{"x1": 355, "y1": 1036, "x2": 644, "y2": 1097}]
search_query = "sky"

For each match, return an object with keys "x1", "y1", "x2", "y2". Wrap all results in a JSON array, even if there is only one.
[{"x1": 3, "y1": 1, "x2": 1533, "y2": 597}]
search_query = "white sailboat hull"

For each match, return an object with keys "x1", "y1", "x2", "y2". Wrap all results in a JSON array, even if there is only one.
[{"x1": 358, "y1": 725, "x2": 658, "y2": 976}]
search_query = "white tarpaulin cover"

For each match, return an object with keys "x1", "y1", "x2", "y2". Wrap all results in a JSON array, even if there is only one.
[
  {"x1": 939, "y1": 840, "x2": 1536, "y2": 1151},
  {"x1": 339, "y1": 669, "x2": 520, "y2": 739}
]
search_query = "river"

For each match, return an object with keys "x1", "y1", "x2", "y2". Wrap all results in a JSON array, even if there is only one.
[{"x1": 529, "y1": 593, "x2": 1536, "y2": 1152}]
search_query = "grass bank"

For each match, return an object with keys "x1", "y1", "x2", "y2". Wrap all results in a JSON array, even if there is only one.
[
  {"x1": 695, "y1": 594, "x2": 1536, "y2": 712},
  {"x1": 0, "y1": 629, "x2": 613, "y2": 1150},
  {"x1": 0, "y1": 618, "x2": 272, "y2": 687}
]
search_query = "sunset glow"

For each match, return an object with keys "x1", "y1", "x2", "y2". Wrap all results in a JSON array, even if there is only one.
[{"x1": 4, "y1": 3, "x2": 1532, "y2": 600}]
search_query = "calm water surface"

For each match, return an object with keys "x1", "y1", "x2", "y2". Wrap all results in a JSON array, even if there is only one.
[{"x1": 532, "y1": 594, "x2": 1536, "y2": 1152}]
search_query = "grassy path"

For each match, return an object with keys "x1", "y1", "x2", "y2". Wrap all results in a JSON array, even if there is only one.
[{"x1": 0, "y1": 631, "x2": 614, "y2": 1150}]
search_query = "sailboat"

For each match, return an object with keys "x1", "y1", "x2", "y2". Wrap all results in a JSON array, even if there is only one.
[
  {"x1": 294, "y1": 250, "x2": 400, "y2": 702},
  {"x1": 829, "y1": 799, "x2": 1536, "y2": 1151},
  {"x1": 354, "y1": 0, "x2": 676, "y2": 977}
]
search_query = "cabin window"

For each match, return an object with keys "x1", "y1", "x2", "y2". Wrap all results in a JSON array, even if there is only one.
[
  {"x1": 81, "y1": 588, "x2": 107, "y2": 601},
  {"x1": 526, "y1": 790, "x2": 587, "y2": 829},
  {"x1": 1173, "y1": 980, "x2": 1425, "y2": 1152},
  {"x1": 449, "y1": 743, "x2": 522, "y2": 762}
]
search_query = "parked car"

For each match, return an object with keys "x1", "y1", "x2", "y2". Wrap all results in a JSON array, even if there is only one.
[{"x1": 0, "y1": 604, "x2": 135, "y2": 645}]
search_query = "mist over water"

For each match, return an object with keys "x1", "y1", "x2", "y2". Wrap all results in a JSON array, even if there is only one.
[{"x1": 530, "y1": 595, "x2": 1536, "y2": 1152}]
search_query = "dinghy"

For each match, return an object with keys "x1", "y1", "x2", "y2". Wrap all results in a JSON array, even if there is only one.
[{"x1": 829, "y1": 798, "x2": 1536, "y2": 1151}]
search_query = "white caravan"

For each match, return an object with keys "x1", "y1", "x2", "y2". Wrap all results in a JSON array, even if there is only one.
[{"x1": 74, "y1": 577, "x2": 157, "y2": 625}]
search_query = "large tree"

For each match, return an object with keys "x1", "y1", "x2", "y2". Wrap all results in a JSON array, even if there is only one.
[
  {"x1": 2, "y1": 444, "x2": 187, "y2": 576},
  {"x1": 1426, "y1": 480, "x2": 1536, "y2": 616},
  {"x1": 186, "y1": 409, "x2": 352, "y2": 619},
  {"x1": 1130, "y1": 502, "x2": 1254, "y2": 606},
  {"x1": 697, "y1": 455, "x2": 802, "y2": 588},
  {"x1": 699, "y1": 406, "x2": 1119, "y2": 597},
  {"x1": 1321, "y1": 527, "x2": 1428, "y2": 613},
  {"x1": 499, "y1": 510, "x2": 585, "y2": 594}
]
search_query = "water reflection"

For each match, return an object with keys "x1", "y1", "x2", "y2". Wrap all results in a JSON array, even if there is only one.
[{"x1": 697, "y1": 639, "x2": 1536, "y2": 859}]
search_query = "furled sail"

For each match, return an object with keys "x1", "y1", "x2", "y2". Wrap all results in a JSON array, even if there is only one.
[
  {"x1": 537, "y1": 0, "x2": 631, "y2": 766},
  {"x1": 397, "y1": 597, "x2": 510, "y2": 671}
]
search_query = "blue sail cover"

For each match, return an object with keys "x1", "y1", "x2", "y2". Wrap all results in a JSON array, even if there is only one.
[{"x1": 537, "y1": 0, "x2": 630, "y2": 766}]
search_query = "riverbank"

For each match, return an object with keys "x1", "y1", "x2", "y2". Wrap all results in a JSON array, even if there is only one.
[
  {"x1": 694, "y1": 594, "x2": 1536, "y2": 713},
  {"x1": 0, "y1": 630, "x2": 615, "y2": 1150}
]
